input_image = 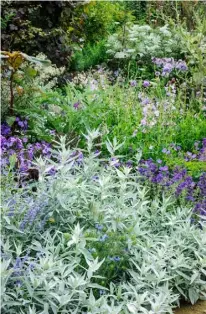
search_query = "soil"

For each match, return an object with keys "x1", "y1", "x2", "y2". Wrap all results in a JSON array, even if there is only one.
[{"x1": 174, "y1": 301, "x2": 206, "y2": 314}]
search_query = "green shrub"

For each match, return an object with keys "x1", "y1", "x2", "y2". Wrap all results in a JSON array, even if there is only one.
[
  {"x1": 75, "y1": 1, "x2": 134, "y2": 43},
  {"x1": 70, "y1": 40, "x2": 107, "y2": 71}
]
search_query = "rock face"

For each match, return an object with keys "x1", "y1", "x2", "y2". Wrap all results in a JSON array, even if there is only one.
[{"x1": 174, "y1": 301, "x2": 206, "y2": 314}]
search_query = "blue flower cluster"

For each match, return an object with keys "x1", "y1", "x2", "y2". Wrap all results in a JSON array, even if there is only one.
[
  {"x1": 152, "y1": 57, "x2": 188, "y2": 76},
  {"x1": 1, "y1": 119, "x2": 52, "y2": 172},
  {"x1": 138, "y1": 159, "x2": 206, "y2": 215}
]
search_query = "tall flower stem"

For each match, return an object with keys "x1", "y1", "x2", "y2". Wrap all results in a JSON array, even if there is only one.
[{"x1": 10, "y1": 69, "x2": 14, "y2": 115}]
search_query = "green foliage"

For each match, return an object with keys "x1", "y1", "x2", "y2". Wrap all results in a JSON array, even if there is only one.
[
  {"x1": 70, "y1": 40, "x2": 107, "y2": 71},
  {"x1": 19, "y1": 73, "x2": 205, "y2": 160},
  {"x1": 76, "y1": 1, "x2": 134, "y2": 43},
  {"x1": 147, "y1": 1, "x2": 206, "y2": 30},
  {"x1": 164, "y1": 158, "x2": 206, "y2": 177},
  {"x1": 0, "y1": 11, "x2": 14, "y2": 30},
  {"x1": 124, "y1": 0, "x2": 147, "y2": 23}
]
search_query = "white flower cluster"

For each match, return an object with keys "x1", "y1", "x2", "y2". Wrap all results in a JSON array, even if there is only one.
[{"x1": 33, "y1": 53, "x2": 65, "y2": 90}]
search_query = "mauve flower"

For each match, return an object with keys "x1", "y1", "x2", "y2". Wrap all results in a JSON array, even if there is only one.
[
  {"x1": 48, "y1": 167, "x2": 56, "y2": 176},
  {"x1": 110, "y1": 157, "x2": 121, "y2": 167},
  {"x1": 193, "y1": 199, "x2": 206, "y2": 216},
  {"x1": 126, "y1": 160, "x2": 133, "y2": 168},
  {"x1": 159, "y1": 166, "x2": 168, "y2": 171},
  {"x1": 175, "y1": 60, "x2": 188, "y2": 71},
  {"x1": 197, "y1": 173, "x2": 206, "y2": 196},
  {"x1": 28, "y1": 149, "x2": 34, "y2": 159},
  {"x1": 141, "y1": 98, "x2": 150, "y2": 105},
  {"x1": 143, "y1": 80, "x2": 150, "y2": 87},
  {"x1": 22, "y1": 137, "x2": 28, "y2": 143},
  {"x1": 7, "y1": 137, "x2": 16, "y2": 147},
  {"x1": 94, "y1": 150, "x2": 101, "y2": 156},
  {"x1": 130, "y1": 80, "x2": 137, "y2": 87},
  {"x1": 15, "y1": 138, "x2": 23, "y2": 150},
  {"x1": 162, "y1": 63, "x2": 173, "y2": 76},
  {"x1": 17, "y1": 119, "x2": 28, "y2": 131},
  {"x1": 153, "y1": 173, "x2": 164, "y2": 183},
  {"x1": 141, "y1": 118, "x2": 147, "y2": 126},
  {"x1": 155, "y1": 71, "x2": 160, "y2": 76},
  {"x1": 113, "y1": 256, "x2": 121, "y2": 262},
  {"x1": 1, "y1": 123, "x2": 11, "y2": 136},
  {"x1": 73, "y1": 101, "x2": 80, "y2": 110},
  {"x1": 8, "y1": 149, "x2": 16, "y2": 156}
]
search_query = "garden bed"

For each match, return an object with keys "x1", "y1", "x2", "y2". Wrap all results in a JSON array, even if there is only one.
[
  {"x1": 175, "y1": 300, "x2": 206, "y2": 314},
  {"x1": 1, "y1": 1, "x2": 206, "y2": 313}
]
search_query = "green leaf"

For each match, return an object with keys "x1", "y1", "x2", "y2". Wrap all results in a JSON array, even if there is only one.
[
  {"x1": 21, "y1": 53, "x2": 51, "y2": 66},
  {"x1": 25, "y1": 67, "x2": 37, "y2": 77},
  {"x1": 6, "y1": 116, "x2": 16, "y2": 126}
]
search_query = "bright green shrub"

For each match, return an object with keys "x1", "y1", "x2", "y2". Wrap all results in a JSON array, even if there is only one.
[
  {"x1": 76, "y1": 1, "x2": 134, "y2": 43},
  {"x1": 70, "y1": 40, "x2": 107, "y2": 71}
]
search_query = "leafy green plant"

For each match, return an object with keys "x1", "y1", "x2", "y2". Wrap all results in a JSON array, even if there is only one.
[
  {"x1": 75, "y1": 1, "x2": 134, "y2": 43},
  {"x1": 22, "y1": 75, "x2": 205, "y2": 158},
  {"x1": 70, "y1": 40, "x2": 107, "y2": 71}
]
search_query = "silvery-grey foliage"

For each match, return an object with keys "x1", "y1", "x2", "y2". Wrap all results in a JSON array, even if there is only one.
[
  {"x1": 106, "y1": 24, "x2": 184, "y2": 60},
  {"x1": 1, "y1": 131, "x2": 206, "y2": 313}
]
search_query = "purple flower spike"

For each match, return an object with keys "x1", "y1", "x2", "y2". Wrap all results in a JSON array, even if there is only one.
[{"x1": 1, "y1": 123, "x2": 11, "y2": 136}]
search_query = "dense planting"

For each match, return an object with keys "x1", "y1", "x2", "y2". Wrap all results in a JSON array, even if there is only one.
[
  {"x1": 1, "y1": 136, "x2": 206, "y2": 313},
  {"x1": 1, "y1": 1, "x2": 206, "y2": 313}
]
